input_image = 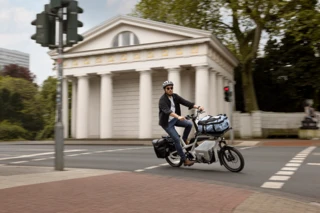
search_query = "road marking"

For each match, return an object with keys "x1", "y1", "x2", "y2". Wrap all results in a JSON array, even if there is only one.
[
  {"x1": 134, "y1": 163, "x2": 169, "y2": 173},
  {"x1": 93, "y1": 147, "x2": 150, "y2": 154},
  {"x1": 10, "y1": 161, "x2": 28, "y2": 164},
  {"x1": 261, "y1": 182, "x2": 284, "y2": 189},
  {"x1": 285, "y1": 163, "x2": 301, "y2": 167},
  {"x1": 269, "y1": 176, "x2": 290, "y2": 181},
  {"x1": 67, "y1": 154, "x2": 82, "y2": 157},
  {"x1": 276, "y1": 171, "x2": 294, "y2": 175},
  {"x1": 239, "y1": 147, "x2": 254, "y2": 150},
  {"x1": 30, "y1": 158, "x2": 50, "y2": 161},
  {"x1": 261, "y1": 146, "x2": 316, "y2": 189},
  {"x1": 289, "y1": 160, "x2": 303, "y2": 163},
  {"x1": 145, "y1": 166, "x2": 159, "y2": 170},
  {"x1": 307, "y1": 163, "x2": 320, "y2": 166},
  {"x1": 281, "y1": 167, "x2": 298, "y2": 171},
  {"x1": 0, "y1": 150, "x2": 86, "y2": 161}
]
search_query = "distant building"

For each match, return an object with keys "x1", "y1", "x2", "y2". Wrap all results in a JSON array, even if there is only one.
[{"x1": 0, "y1": 47, "x2": 29, "y2": 69}]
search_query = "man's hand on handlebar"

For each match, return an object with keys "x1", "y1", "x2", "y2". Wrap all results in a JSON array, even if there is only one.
[
  {"x1": 198, "y1": 106, "x2": 205, "y2": 112},
  {"x1": 178, "y1": 116, "x2": 186, "y2": 121}
]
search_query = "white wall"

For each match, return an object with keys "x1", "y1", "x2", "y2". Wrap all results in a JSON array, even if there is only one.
[
  {"x1": 112, "y1": 72, "x2": 140, "y2": 138},
  {"x1": 232, "y1": 111, "x2": 306, "y2": 138}
]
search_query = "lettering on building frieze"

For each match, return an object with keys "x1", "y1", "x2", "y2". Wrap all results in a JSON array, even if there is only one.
[
  {"x1": 95, "y1": 56, "x2": 102, "y2": 64},
  {"x1": 83, "y1": 57, "x2": 90, "y2": 65},
  {"x1": 63, "y1": 61, "x2": 68, "y2": 68},
  {"x1": 176, "y1": 47, "x2": 183, "y2": 55},
  {"x1": 121, "y1": 53, "x2": 127, "y2": 61},
  {"x1": 147, "y1": 51, "x2": 154, "y2": 58},
  {"x1": 162, "y1": 49, "x2": 168, "y2": 57},
  {"x1": 107, "y1": 55, "x2": 114, "y2": 63},
  {"x1": 134, "y1": 52, "x2": 140, "y2": 60},
  {"x1": 191, "y1": 45, "x2": 199, "y2": 54},
  {"x1": 72, "y1": 59, "x2": 78, "y2": 67}
]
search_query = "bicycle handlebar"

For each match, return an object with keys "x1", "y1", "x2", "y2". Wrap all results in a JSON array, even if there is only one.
[{"x1": 185, "y1": 110, "x2": 205, "y2": 120}]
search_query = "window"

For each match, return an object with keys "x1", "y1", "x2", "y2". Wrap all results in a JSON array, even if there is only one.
[{"x1": 112, "y1": 31, "x2": 139, "y2": 47}]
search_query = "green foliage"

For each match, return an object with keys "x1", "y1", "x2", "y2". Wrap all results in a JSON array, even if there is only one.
[
  {"x1": 251, "y1": 33, "x2": 320, "y2": 112},
  {"x1": 279, "y1": 0, "x2": 320, "y2": 52},
  {"x1": 37, "y1": 76, "x2": 57, "y2": 139},
  {"x1": 0, "y1": 121, "x2": 27, "y2": 140},
  {"x1": 0, "y1": 76, "x2": 44, "y2": 140}
]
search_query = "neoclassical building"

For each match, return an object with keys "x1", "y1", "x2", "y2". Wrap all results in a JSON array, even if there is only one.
[{"x1": 48, "y1": 15, "x2": 239, "y2": 139}]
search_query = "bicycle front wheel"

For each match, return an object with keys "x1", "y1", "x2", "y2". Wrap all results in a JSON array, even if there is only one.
[{"x1": 220, "y1": 146, "x2": 244, "y2": 172}]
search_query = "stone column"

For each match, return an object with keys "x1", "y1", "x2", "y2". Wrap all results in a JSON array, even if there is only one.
[
  {"x1": 100, "y1": 73, "x2": 113, "y2": 138},
  {"x1": 167, "y1": 67, "x2": 181, "y2": 95},
  {"x1": 76, "y1": 75, "x2": 89, "y2": 139},
  {"x1": 62, "y1": 78, "x2": 69, "y2": 138},
  {"x1": 216, "y1": 74, "x2": 224, "y2": 114},
  {"x1": 209, "y1": 69, "x2": 217, "y2": 116},
  {"x1": 71, "y1": 78, "x2": 77, "y2": 138},
  {"x1": 195, "y1": 65, "x2": 209, "y2": 113},
  {"x1": 139, "y1": 70, "x2": 152, "y2": 138}
]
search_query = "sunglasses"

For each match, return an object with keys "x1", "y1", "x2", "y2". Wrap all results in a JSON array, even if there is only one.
[{"x1": 166, "y1": 87, "x2": 173, "y2": 90}]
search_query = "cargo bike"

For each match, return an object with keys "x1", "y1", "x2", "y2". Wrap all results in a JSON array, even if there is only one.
[{"x1": 152, "y1": 110, "x2": 245, "y2": 172}]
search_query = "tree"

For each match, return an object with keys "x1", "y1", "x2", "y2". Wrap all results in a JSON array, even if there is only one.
[
  {"x1": 132, "y1": 0, "x2": 300, "y2": 112},
  {"x1": 0, "y1": 88, "x2": 23, "y2": 123},
  {"x1": 252, "y1": 33, "x2": 320, "y2": 112},
  {"x1": 0, "y1": 64, "x2": 36, "y2": 84},
  {"x1": 0, "y1": 76, "x2": 44, "y2": 140},
  {"x1": 37, "y1": 77, "x2": 57, "y2": 139},
  {"x1": 280, "y1": 0, "x2": 320, "y2": 53}
]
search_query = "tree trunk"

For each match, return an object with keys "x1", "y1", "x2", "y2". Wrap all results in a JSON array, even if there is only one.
[{"x1": 241, "y1": 61, "x2": 259, "y2": 112}]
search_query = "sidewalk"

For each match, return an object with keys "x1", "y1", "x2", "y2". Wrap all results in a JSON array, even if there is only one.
[{"x1": 0, "y1": 165, "x2": 319, "y2": 213}]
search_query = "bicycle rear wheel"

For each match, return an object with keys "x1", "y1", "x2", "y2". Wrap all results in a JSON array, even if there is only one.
[
  {"x1": 165, "y1": 150, "x2": 183, "y2": 167},
  {"x1": 220, "y1": 146, "x2": 244, "y2": 172}
]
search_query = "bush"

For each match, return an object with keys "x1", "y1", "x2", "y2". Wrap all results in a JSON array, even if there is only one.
[{"x1": 0, "y1": 121, "x2": 27, "y2": 140}]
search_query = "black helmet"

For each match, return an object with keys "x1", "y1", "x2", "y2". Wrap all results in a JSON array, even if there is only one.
[{"x1": 162, "y1": 80, "x2": 174, "y2": 89}]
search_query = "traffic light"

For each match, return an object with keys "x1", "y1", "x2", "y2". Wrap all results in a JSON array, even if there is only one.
[
  {"x1": 50, "y1": 0, "x2": 71, "y2": 14},
  {"x1": 31, "y1": 0, "x2": 84, "y2": 49},
  {"x1": 31, "y1": 11, "x2": 56, "y2": 47},
  {"x1": 64, "y1": 0, "x2": 84, "y2": 46},
  {"x1": 224, "y1": 86, "x2": 232, "y2": 102}
]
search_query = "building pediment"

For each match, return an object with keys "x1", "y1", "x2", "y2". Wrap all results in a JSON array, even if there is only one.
[{"x1": 48, "y1": 15, "x2": 212, "y2": 55}]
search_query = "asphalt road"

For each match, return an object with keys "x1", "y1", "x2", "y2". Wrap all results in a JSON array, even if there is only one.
[{"x1": 0, "y1": 144, "x2": 319, "y2": 202}]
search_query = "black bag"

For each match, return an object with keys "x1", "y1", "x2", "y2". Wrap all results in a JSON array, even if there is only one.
[
  {"x1": 151, "y1": 136, "x2": 176, "y2": 158},
  {"x1": 152, "y1": 138, "x2": 167, "y2": 158}
]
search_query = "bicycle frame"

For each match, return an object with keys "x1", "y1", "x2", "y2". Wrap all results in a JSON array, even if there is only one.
[{"x1": 168, "y1": 110, "x2": 231, "y2": 161}]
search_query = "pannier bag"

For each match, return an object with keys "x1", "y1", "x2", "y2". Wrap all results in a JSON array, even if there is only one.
[
  {"x1": 152, "y1": 138, "x2": 167, "y2": 158},
  {"x1": 151, "y1": 136, "x2": 176, "y2": 158},
  {"x1": 198, "y1": 114, "x2": 230, "y2": 134}
]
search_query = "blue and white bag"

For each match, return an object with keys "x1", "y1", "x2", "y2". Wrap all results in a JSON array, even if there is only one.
[{"x1": 198, "y1": 114, "x2": 230, "y2": 134}]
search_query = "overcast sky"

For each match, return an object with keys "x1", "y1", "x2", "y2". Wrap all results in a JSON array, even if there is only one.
[{"x1": 0, "y1": 0, "x2": 139, "y2": 85}]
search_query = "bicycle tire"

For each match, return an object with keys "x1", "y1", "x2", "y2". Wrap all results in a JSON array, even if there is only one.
[{"x1": 220, "y1": 146, "x2": 245, "y2": 172}]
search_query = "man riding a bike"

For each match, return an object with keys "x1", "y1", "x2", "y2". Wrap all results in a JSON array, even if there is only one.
[{"x1": 158, "y1": 80, "x2": 204, "y2": 166}]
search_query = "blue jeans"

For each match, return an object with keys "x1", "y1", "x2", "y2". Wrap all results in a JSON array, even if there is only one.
[{"x1": 163, "y1": 118, "x2": 193, "y2": 161}]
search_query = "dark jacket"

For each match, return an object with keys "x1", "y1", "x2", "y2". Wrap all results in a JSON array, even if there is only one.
[{"x1": 158, "y1": 93, "x2": 195, "y2": 128}]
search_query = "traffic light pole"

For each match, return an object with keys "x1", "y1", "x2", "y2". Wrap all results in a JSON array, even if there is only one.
[
  {"x1": 230, "y1": 85, "x2": 234, "y2": 145},
  {"x1": 54, "y1": 8, "x2": 64, "y2": 171}
]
